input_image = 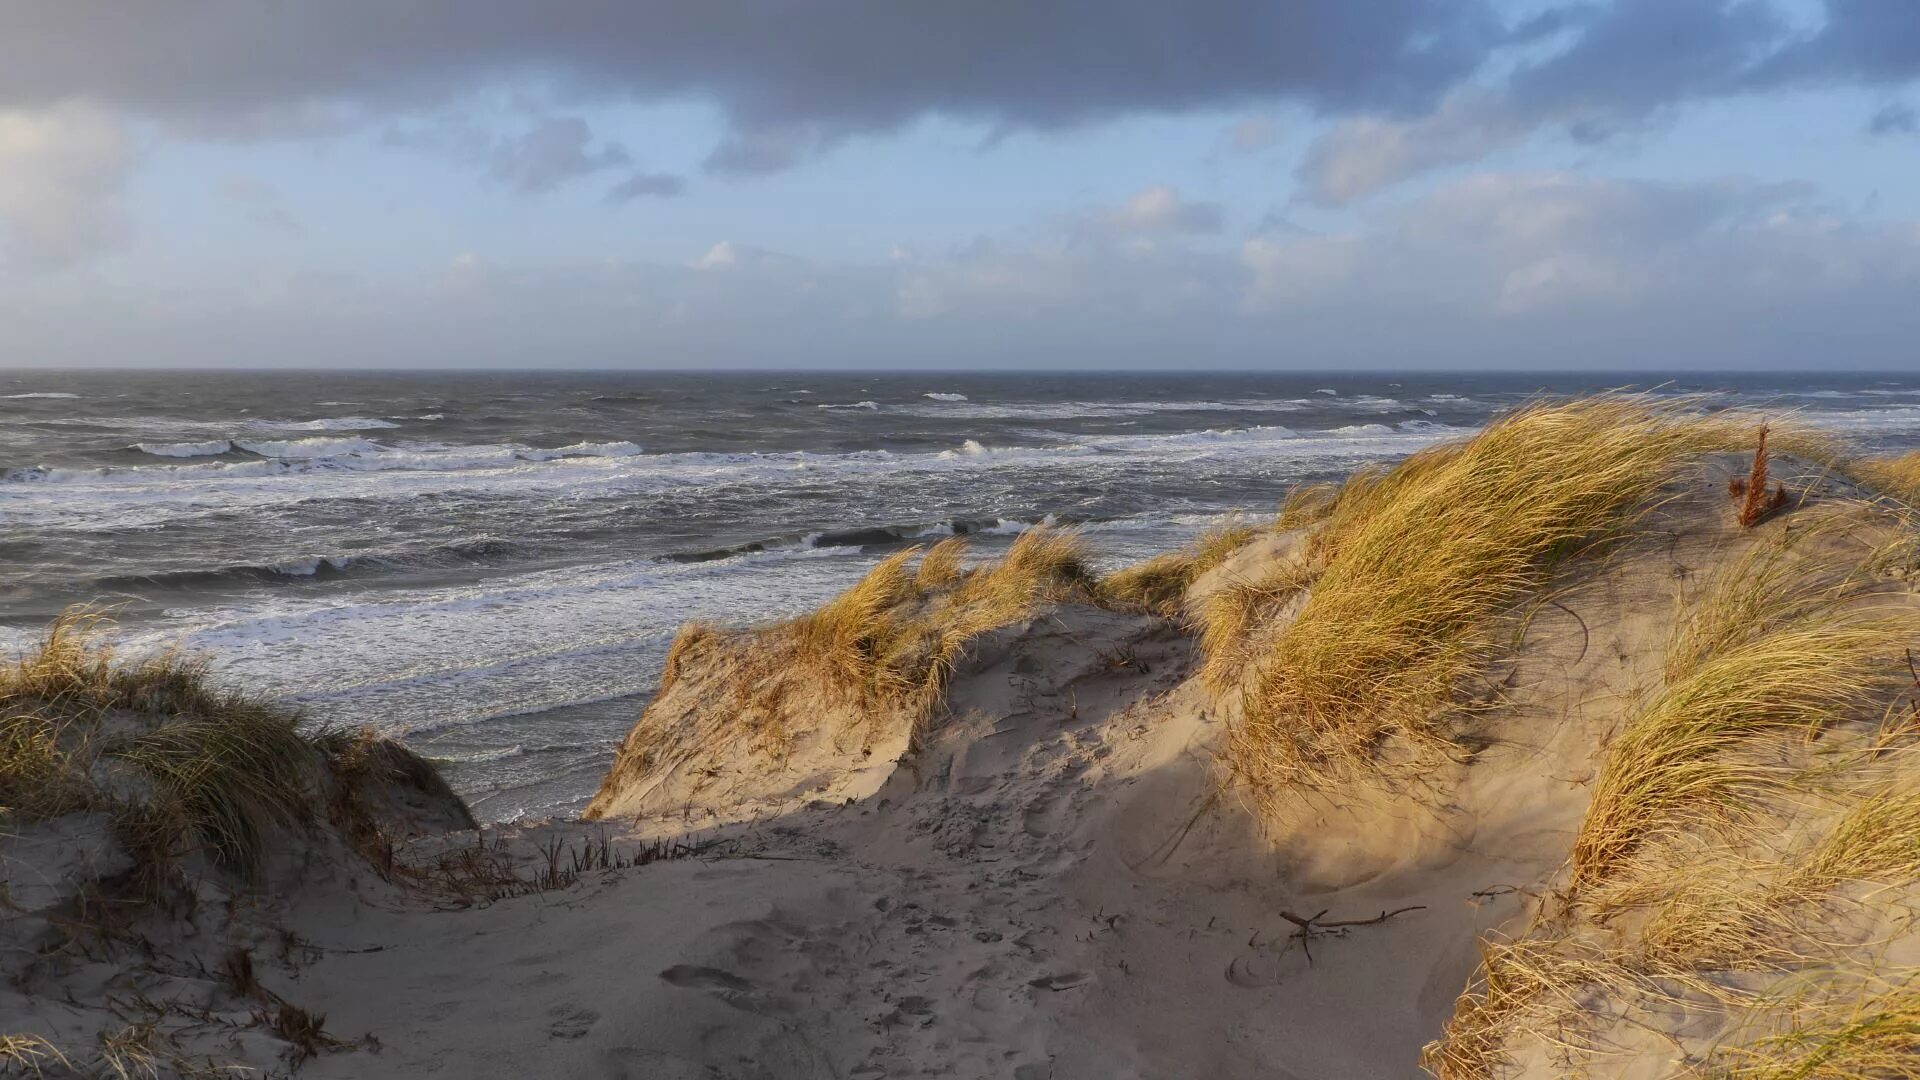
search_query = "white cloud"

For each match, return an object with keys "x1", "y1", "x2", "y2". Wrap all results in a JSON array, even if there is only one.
[
  {"x1": 1297, "y1": 91, "x2": 1528, "y2": 205},
  {"x1": 1102, "y1": 186, "x2": 1224, "y2": 234},
  {"x1": 0, "y1": 103, "x2": 138, "y2": 268}
]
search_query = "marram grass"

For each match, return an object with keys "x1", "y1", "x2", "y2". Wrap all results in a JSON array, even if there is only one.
[
  {"x1": 1227, "y1": 396, "x2": 1771, "y2": 808},
  {"x1": 1101, "y1": 518, "x2": 1257, "y2": 617}
]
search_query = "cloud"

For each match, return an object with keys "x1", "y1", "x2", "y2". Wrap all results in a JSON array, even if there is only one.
[
  {"x1": 215, "y1": 174, "x2": 299, "y2": 232},
  {"x1": 0, "y1": 1, "x2": 1503, "y2": 170},
  {"x1": 1101, "y1": 186, "x2": 1224, "y2": 234},
  {"x1": 13, "y1": 167, "x2": 1913, "y2": 370},
  {"x1": 1299, "y1": 0, "x2": 1920, "y2": 204},
  {"x1": 483, "y1": 115, "x2": 630, "y2": 194},
  {"x1": 1868, "y1": 101, "x2": 1917, "y2": 135},
  {"x1": 606, "y1": 171, "x2": 686, "y2": 202},
  {"x1": 1246, "y1": 171, "x2": 1861, "y2": 316},
  {"x1": 1224, "y1": 115, "x2": 1281, "y2": 152},
  {"x1": 0, "y1": 102, "x2": 138, "y2": 267}
]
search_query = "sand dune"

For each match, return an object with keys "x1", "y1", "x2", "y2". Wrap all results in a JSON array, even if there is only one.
[{"x1": 9, "y1": 400, "x2": 1920, "y2": 1078}]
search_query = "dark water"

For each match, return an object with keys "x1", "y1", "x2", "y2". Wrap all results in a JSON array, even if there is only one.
[{"x1": 6, "y1": 370, "x2": 1919, "y2": 820}]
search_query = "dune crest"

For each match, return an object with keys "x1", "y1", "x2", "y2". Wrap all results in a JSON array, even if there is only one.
[{"x1": 11, "y1": 399, "x2": 1920, "y2": 1078}]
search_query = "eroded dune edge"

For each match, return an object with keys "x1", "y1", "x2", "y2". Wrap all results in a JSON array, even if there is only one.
[{"x1": 9, "y1": 396, "x2": 1920, "y2": 1079}]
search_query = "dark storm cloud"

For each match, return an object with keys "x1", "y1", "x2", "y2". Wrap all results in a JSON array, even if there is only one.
[{"x1": 0, "y1": 1, "x2": 1503, "y2": 155}]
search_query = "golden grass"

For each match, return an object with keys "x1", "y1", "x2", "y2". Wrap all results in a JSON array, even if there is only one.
[
  {"x1": 1428, "y1": 518, "x2": 1920, "y2": 1077},
  {"x1": 2, "y1": 610, "x2": 346, "y2": 879},
  {"x1": 0, "y1": 1034, "x2": 70, "y2": 1077},
  {"x1": 1101, "y1": 519, "x2": 1257, "y2": 616},
  {"x1": 1229, "y1": 396, "x2": 1767, "y2": 806},
  {"x1": 1852, "y1": 450, "x2": 1920, "y2": 506},
  {"x1": 1708, "y1": 975, "x2": 1920, "y2": 1079},
  {"x1": 1194, "y1": 559, "x2": 1313, "y2": 691},
  {"x1": 622, "y1": 526, "x2": 1099, "y2": 779}
]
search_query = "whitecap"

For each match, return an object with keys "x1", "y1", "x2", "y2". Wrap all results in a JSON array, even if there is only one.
[
  {"x1": 818, "y1": 400, "x2": 880, "y2": 410},
  {"x1": 923, "y1": 392, "x2": 969, "y2": 402},
  {"x1": 2, "y1": 392, "x2": 80, "y2": 399},
  {"x1": 1314, "y1": 388, "x2": 1338, "y2": 396},
  {"x1": 250, "y1": 416, "x2": 400, "y2": 431},
  {"x1": 134, "y1": 440, "x2": 232, "y2": 458},
  {"x1": 519, "y1": 441, "x2": 645, "y2": 461},
  {"x1": 234, "y1": 436, "x2": 385, "y2": 458}
]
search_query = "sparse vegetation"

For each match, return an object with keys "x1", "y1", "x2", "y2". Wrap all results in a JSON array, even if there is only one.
[
  {"x1": 1426, "y1": 520, "x2": 1920, "y2": 1077},
  {"x1": 0, "y1": 609, "x2": 468, "y2": 884},
  {"x1": 590, "y1": 527, "x2": 1102, "y2": 810},
  {"x1": 1101, "y1": 518, "x2": 1258, "y2": 616},
  {"x1": 1227, "y1": 396, "x2": 1769, "y2": 807},
  {"x1": 0, "y1": 610, "x2": 314, "y2": 879},
  {"x1": 1854, "y1": 449, "x2": 1920, "y2": 506}
]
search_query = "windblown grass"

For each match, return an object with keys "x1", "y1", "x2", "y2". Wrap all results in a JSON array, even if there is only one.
[
  {"x1": 1709, "y1": 975, "x2": 1920, "y2": 1079},
  {"x1": 1228, "y1": 396, "x2": 1766, "y2": 805},
  {"x1": 1428, "y1": 523, "x2": 1920, "y2": 1077},
  {"x1": 602, "y1": 527, "x2": 1100, "y2": 793},
  {"x1": 1, "y1": 609, "x2": 459, "y2": 881},
  {"x1": 1194, "y1": 560, "x2": 1313, "y2": 691},
  {"x1": 1101, "y1": 519, "x2": 1257, "y2": 617},
  {"x1": 1853, "y1": 450, "x2": 1920, "y2": 506}
]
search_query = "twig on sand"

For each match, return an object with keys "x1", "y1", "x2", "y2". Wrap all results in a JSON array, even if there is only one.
[{"x1": 1276, "y1": 905, "x2": 1426, "y2": 967}]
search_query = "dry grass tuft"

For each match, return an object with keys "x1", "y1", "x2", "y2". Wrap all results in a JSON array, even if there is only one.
[
  {"x1": 1, "y1": 608, "x2": 462, "y2": 884},
  {"x1": 0, "y1": 1034, "x2": 70, "y2": 1077},
  {"x1": 1429, "y1": 517, "x2": 1920, "y2": 1077},
  {"x1": 1853, "y1": 450, "x2": 1920, "y2": 507},
  {"x1": 1101, "y1": 519, "x2": 1258, "y2": 616},
  {"x1": 1194, "y1": 560, "x2": 1313, "y2": 691},
  {"x1": 607, "y1": 526, "x2": 1101, "y2": 793},
  {"x1": 1228, "y1": 396, "x2": 1767, "y2": 806},
  {"x1": 1708, "y1": 975, "x2": 1920, "y2": 1079}
]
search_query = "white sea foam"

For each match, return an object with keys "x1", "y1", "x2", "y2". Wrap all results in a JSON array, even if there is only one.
[
  {"x1": 252, "y1": 416, "x2": 400, "y2": 431},
  {"x1": 819, "y1": 400, "x2": 880, "y2": 410},
  {"x1": 235, "y1": 436, "x2": 386, "y2": 458},
  {"x1": 134, "y1": 440, "x2": 232, "y2": 458},
  {"x1": 520, "y1": 440, "x2": 644, "y2": 460},
  {"x1": 2, "y1": 392, "x2": 80, "y2": 399},
  {"x1": 923, "y1": 392, "x2": 969, "y2": 402}
]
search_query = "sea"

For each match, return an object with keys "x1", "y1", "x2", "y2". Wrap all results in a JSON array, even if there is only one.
[{"x1": 6, "y1": 370, "x2": 1920, "y2": 822}]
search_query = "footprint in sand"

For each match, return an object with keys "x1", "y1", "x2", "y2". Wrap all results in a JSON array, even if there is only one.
[{"x1": 546, "y1": 1003, "x2": 599, "y2": 1039}]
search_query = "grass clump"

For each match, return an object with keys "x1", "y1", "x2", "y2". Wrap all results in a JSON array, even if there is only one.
[
  {"x1": 1708, "y1": 976, "x2": 1920, "y2": 1079},
  {"x1": 1101, "y1": 519, "x2": 1258, "y2": 617},
  {"x1": 1, "y1": 609, "x2": 462, "y2": 883},
  {"x1": 1853, "y1": 450, "x2": 1920, "y2": 507},
  {"x1": 1428, "y1": 522, "x2": 1920, "y2": 1077},
  {"x1": 616, "y1": 527, "x2": 1099, "y2": 781},
  {"x1": 1228, "y1": 396, "x2": 1760, "y2": 804}
]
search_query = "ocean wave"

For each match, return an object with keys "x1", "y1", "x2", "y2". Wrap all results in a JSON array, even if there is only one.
[
  {"x1": 819, "y1": 400, "x2": 880, "y2": 410},
  {"x1": 897, "y1": 398, "x2": 1310, "y2": 420},
  {"x1": 923, "y1": 392, "x2": 969, "y2": 402},
  {"x1": 88, "y1": 538, "x2": 520, "y2": 591},
  {"x1": 520, "y1": 440, "x2": 644, "y2": 460},
  {"x1": 252, "y1": 416, "x2": 400, "y2": 431},
  {"x1": 134, "y1": 439, "x2": 233, "y2": 458},
  {"x1": 234, "y1": 436, "x2": 387, "y2": 458},
  {"x1": 2, "y1": 392, "x2": 80, "y2": 399}
]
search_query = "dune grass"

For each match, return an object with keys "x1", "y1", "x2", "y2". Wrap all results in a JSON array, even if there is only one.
[
  {"x1": 3, "y1": 610, "x2": 344, "y2": 880},
  {"x1": 1427, "y1": 520, "x2": 1920, "y2": 1077},
  {"x1": 619, "y1": 526, "x2": 1101, "y2": 784},
  {"x1": 1101, "y1": 518, "x2": 1258, "y2": 617},
  {"x1": 1708, "y1": 976, "x2": 1920, "y2": 1079},
  {"x1": 1227, "y1": 397, "x2": 1768, "y2": 807},
  {"x1": 1853, "y1": 450, "x2": 1920, "y2": 506},
  {"x1": 1193, "y1": 559, "x2": 1313, "y2": 691}
]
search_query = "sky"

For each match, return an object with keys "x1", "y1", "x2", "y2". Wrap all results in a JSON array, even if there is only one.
[{"x1": 1, "y1": 0, "x2": 1918, "y2": 371}]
